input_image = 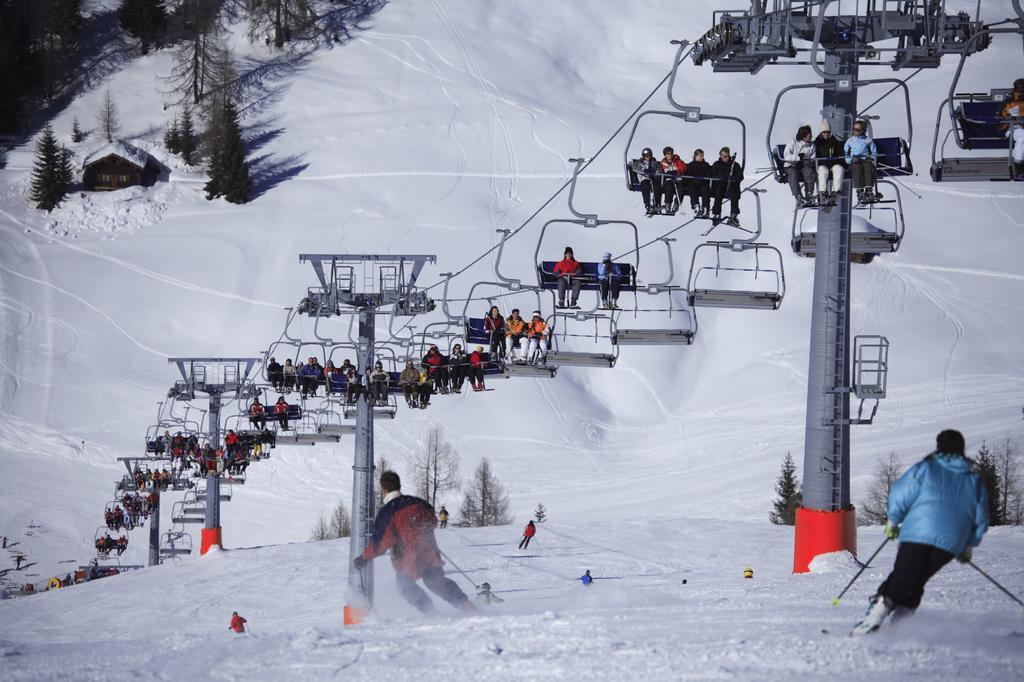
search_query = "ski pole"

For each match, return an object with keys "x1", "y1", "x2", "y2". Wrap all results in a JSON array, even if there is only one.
[
  {"x1": 832, "y1": 537, "x2": 889, "y2": 606},
  {"x1": 969, "y1": 561, "x2": 1024, "y2": 610},
  {"x1": 438, "y1": 548, "x2": 480, "y2": 591}
]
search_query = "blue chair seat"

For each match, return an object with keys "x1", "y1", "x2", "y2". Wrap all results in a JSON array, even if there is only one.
[
  {"x1": 538, "y1": 262, "x2": 636, "y2": 291},
  {"x1": 957, "y1": 101, "x2": 1011, "y2": 150}
]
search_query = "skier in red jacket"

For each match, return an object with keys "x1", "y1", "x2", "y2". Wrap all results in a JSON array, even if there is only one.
[
  {"x1": 659, "y1": 146, "x2": 687, "y2": 214},
  {"x1": 552, "y1": 246, "x2": 583, "y2": 309},
  {"x1": 518, "y1": 520, "x2": 537, "y2": 550},
  {"x1": 353, "y1": 471, "x2": 473, "y2": 614},
  {"x1": 229, "y1": 611, "x2": 247, "y2": 633}
]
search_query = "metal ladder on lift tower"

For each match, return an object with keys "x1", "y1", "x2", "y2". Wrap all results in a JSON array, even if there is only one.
[{"x1": 823, "y1": 189, "x2": 852, "y2": 510}]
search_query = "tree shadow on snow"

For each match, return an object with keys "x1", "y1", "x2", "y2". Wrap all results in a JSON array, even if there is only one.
[{"x1": 249, "y1": 153, "x2": 310, "y2": 199}]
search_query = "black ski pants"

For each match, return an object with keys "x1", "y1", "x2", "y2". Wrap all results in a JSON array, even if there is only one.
[
  {"x1": 712, "y1": 181, "x2": 741, "y2": 217},
  {"x1": 396, "y1": 567, "x2": 469, "y2": 614},
  {"x1": 489, "y1": 330, "x2": 506, "y2": 359},
  {"x1": 850, "y1": 158, "x2": 876, "y2": 189},
  {"x1": 639, "y1": 177, "x2": 663, "y2": 208},
  {"x1": 876, "y1": 541, "x2": 954, "y2": 610},
  {"x1": 689, "y1": 179, "x2": 710, "y2": 211},
  {"x1": 519, "y1": 535, "x2": 532, "y2": 549}
]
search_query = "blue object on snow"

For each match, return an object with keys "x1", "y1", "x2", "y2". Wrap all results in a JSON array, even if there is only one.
[
  {"x1": 580, "y1": 572, "x2": 593, "y2": 586},
  {"x1": 887, "y1": 452, "x2": 989, "y2": 555}
]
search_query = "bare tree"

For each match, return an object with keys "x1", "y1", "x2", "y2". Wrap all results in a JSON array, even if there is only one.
[
  {"x1": 994, "y1": 437, "x2": 1023, "y2": 525},
  {"x1": 248, "y1": 0, "x2": 316, "y2": 48},
  {"x1": 408, "y1": 423, "x2": 460, "y2": 509},
  {"x1": 373, "y1": 455, "x2": 392, "y2": 503},
  {"x1": 459, "y1": 457, "x2": 512, "y2": 527},
  {"x1": 859, "y1": 452, "x2": 903, "y2": 525},
  {"x1": 167, "y1": 0, "x2": 222, "y2": 105},
  {"x1": 310, "y1": 513, "x2": 330, "y2": 541},
  {"x1": 311, "y1": 500, "x2": 351, "y2": 540},
  {"x1": 96, "y1": 88, "x2": 120, "y2": 143}
]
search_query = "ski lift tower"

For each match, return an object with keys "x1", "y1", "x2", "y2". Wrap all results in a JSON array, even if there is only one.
[
  {"x1": 690, "y1": 1, "x2": 987, "y2": 572},
  {"x1": 295, "y1": 254, "x2": 436, "y2": 618},
  {"x1": 166, "y1": 357, "x2": 260, "y2": 555}
]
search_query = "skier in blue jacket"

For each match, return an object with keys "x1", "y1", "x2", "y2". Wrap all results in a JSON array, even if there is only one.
[{"x1": 852, "y1": 429, "x2": 989, "y2": 636}]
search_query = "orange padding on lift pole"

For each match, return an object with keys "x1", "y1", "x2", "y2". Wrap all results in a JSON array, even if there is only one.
[
  {"x1": 343, "y1": 605, "x2": 366, "y2": 626},
  {"x1": 200, "y1": 527, "x2": 223, "y2": 555},
  {"x1": 793, "y1": 506, "x2": 857, "y2": 574}
]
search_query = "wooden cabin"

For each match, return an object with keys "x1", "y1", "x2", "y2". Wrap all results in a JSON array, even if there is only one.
[{"x1": 82, "y1": 141, "x2": 155, "y2": 191}]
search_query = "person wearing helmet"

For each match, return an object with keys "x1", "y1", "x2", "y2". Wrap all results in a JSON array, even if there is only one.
[
  {"x1": 475, "y1": 581, "x2": 504, "y2": 605},
  {"x1": 526, "y1": 311, "x2": 548, "y2": 365},
  {"x1": 368, "y1": 360, "x2": 390, "y2": 406},
  {"x1": 687, "y1": 149, "x2": 712, "y2": 218},
  {"x1": 597, "y1": 252, "x2": 626, "y2": 310},
  {"x1": 629, "y1": 146, "x2": 663, "y2": 215},
  {"x1": 660, "y1": 146, "x2": 687, "y2": 215},
  {"x1": 552, "y1": 246, "x2": 583, "y2": 309},
  {"x1": 1001, "y1": 78, "x2": 1024, "y2": 178}
]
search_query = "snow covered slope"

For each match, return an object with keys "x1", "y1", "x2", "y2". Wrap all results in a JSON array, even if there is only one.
[{"x1": 0, "y1": 0, "x2": 1023, "y2": 668}]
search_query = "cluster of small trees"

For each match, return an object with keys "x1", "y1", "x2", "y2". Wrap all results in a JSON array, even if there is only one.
[
  {"x1": 311, "y1": 500, "x2": 351, "y2": 540},
  {"x1": 974, "y1": 439, "x2": 1023, "y2": 526}
]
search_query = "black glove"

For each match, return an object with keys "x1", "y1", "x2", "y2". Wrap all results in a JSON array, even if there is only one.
[{"x1": 353, "y1": 556, "x2": 367, "y2": 570}]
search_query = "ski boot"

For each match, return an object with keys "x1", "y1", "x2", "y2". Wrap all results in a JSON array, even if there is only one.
[
  {"x1": 645, "y1": 204, "x2": 656, "y2": 216},
  {"x1": 850, "y1": 595, "x2": 893, "y2": 636},
  {"x1": 724, "y1": 215, "x2": 740, "y2": 228},
  {"x1": 711, "y1": 214, "x2": 722, "y2": 225}
]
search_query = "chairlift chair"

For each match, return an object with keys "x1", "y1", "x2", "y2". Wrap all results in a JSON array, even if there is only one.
[
  {"x1": 159, "y1": 531, "x2": 193, "y2": 558},
  {"x1": 687, "y1": 241, "x2": 786, "y2": 310},
  {"x1": 930, "y1": 26, "x2": 1021, "y2": 182},
  {"x1": 611, "y1": 238, "x2": 698, "y2": 346},
  {"x1": 171, "y1": 501, "x2": 205, "y2": 525},
  {"x1": 790, "y1": 180, "x2": 906, "y2": 261}
]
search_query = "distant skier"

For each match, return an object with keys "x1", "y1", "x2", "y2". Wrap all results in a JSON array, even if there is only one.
[
  {"x1": 580, "y1": 570, "x2": 593, "y2": 586},
  {"x1": 353, "y1": 471, "x2": 474, "y2": 614},
  {"x1": 852, "y1": 430, "x2": 989, "y2": 636},
  {"x1": 518, "y1": 520, "x2": 536, "y2": 550},
  {"x1": 229, "y1": 611, "x2": 247, "y2": 634},
  {"x1": 475, "y1": 582, "x2": 504, "y2": 605},
  {"x1": 15, "y1": 555, "x2": 24, "y2": 570},
  {"x1": 438, "y1": 506, "x2": 449, "y2": 529}
]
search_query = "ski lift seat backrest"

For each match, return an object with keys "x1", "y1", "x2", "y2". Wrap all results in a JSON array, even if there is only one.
[
  {"x1": 625, "y1": 164, "x2": 643, "y2": 191},
  {"x1": 538, "y1": 262, "x2": 636, "y2": 291},
  {"x1": 465, "y1": 318, "x2": 490, "y2": 345},
  {"x1": 957, "y1": 101, "x2": 1011, "y2": 149}
]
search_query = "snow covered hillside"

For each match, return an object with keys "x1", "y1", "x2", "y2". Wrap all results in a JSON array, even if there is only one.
[{"x1": 1, "y1": 0, "x2": 1023, "y2": 676}]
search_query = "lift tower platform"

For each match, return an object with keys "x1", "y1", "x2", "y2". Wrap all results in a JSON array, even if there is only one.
[{"x1": 691, "y1": 1, "x2": 988, "y2": 572}]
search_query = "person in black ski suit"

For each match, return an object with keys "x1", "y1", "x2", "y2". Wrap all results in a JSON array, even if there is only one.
[
  {"x1": 687, "y1": 149, "x2": 713, "y2": 218},
  {"x1": 629, "y1": 147, "x2": 663, "y2": 214},
  {"x1": 710, "y1": 146, "x2": 743, "y2": 225},
  {"x1": 266, "y1": 357, "x2": 284, "y2": 391},
  {"x1": 852, "y1": 430, "x2": 989, "y2": 636}
]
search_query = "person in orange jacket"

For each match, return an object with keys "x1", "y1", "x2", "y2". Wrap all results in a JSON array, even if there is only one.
[
  {"x1": 505, "y1": 309, "x2": 528, "y2": 363},
  {"x1": 229, "y1": 611, "x2": 247, "y2": 633},
  {"x1": 525, "y1": 311, "x2": 548, "y2": 366},
  {"x1": 552, "y1": 246, "x2": 583, "y2": 309}
]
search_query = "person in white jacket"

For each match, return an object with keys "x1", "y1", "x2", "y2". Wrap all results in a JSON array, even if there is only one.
[{"x1": 783, "y1": 125, "x2": 817, "y2": 206}]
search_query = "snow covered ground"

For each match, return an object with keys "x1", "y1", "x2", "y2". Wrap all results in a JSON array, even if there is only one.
[{"x1": 1, "y1": 0, "x2": 1023, "y2": 677}]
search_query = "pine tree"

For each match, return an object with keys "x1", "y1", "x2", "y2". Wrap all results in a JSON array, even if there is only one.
[
  {"x1": 178, "y1": 108, "x2": 198, "y2": 165},
  {"x1": 29, "y1": 124, "x2": 67, "y2": 212},
  {"x1": 97, "y1": 88, "x2": 120, "y2": 143},
  {"x1": 975, "y1": 442, "x2": 1004, "y2": 526},
  {"x1": 167, "y1": 0, "x2": 221, "y2": 105},
  {"x1": 71, "y1": 116, "x2": 84, "y2": 143},
  {"x1": 247, "y1": 0, "x2": 316, "y2": 48},
  {"x1": 58, "y1": 146, "x2": 74, "y2": 190},
  {"x1": 534, "y1": 503, "x2": 546, "y2": 524},
  {"x1": 164, "y1": 116, "x2": 180, "y2": 153},
  {"x1": 859, "y1": 452, "x2": 902, "y2": 525},
  {"x1": 204, "y1": 99, "x2": 250, "y2": 203},
  {"x1": 119, "y1": 0, "x2": 167, "y2": 54},
  {"x1": 459, "y1": 458, "x2": 512, "y2": 527},
  {"x1": 994, "y1": 437, "x2": 1023, "y2": 526},
  {"x1": 408, "y1": 423, "x2": 460, "y2": 509},
  {"x1": 769, "y1": 452, "x2": 801, "y2": 525}
]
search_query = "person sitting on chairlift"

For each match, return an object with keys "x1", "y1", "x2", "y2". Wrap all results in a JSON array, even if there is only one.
[
  {"x1": 783, "y1": 124, "x2": 817, "y2": 207},
  {"x1": 597, "y1": 252, "x2": 626, "y2": 310},
  {"x1": 345, "y1": 364, "x2": 364, "y2": 405},
  {"x1": 844, "y1": 119, "x2": 880, "y2": 204},
  {"x1": 687, "y1": 149, "x2": 712, "y2": 218},
  {"x1": 710, "y1": 146, "x2": 743, "y2": 227},
  {"x1": 282, "y1": 359, "x2": 296, "y2": 393},
  {"x1": 553, "y1": 246, "x2": 584, "y2": 309},
  {"x1": 1001, "y1": 78, "x2": 1024, "y2": 179},
  {"x1": 448, "y1": 344, "x2": 469, "y2": 393},
  {"x1": 484, "y1": 306, "x2": 506, "y2": 360},
  {"x1": 505, "y1": 309, "x2": 527, "y2": 363},
  {"x1": 274, "y1": 396, "x2": 292, "y2": 430},
  {"x1": 368, "y1": 361, "x2": 390, "y2": 405},
  {"x1": 630, "y1": 147, "x2": 663, "y2": 215},
  {"x1": 659, "y1": 146, "x2": 687, "y2": 215},
  {"x1": 249, "y1": 399, "x2": 267, "y2": 430},
  {"x1": 399, "y1": 359, "x2": 420, "y2": 408},
  {"x1": 814, "y1": 119, "x2": 845, "y2": 204},
  {"x1": 267, "y1": 357, "x2": 283, "y2": 391},
  {"x1": 422, "y1": 345, "x2": 450, "y2": 394},
  {"x1": 417, "y1": 370, "x2": 433, "y2": 408},
  {"x1": 526, "y1": 311, "x2": 549, "y2": 366},
  {"x1": 469, "y1": 346, "x2": 487, "y2": 391}
]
